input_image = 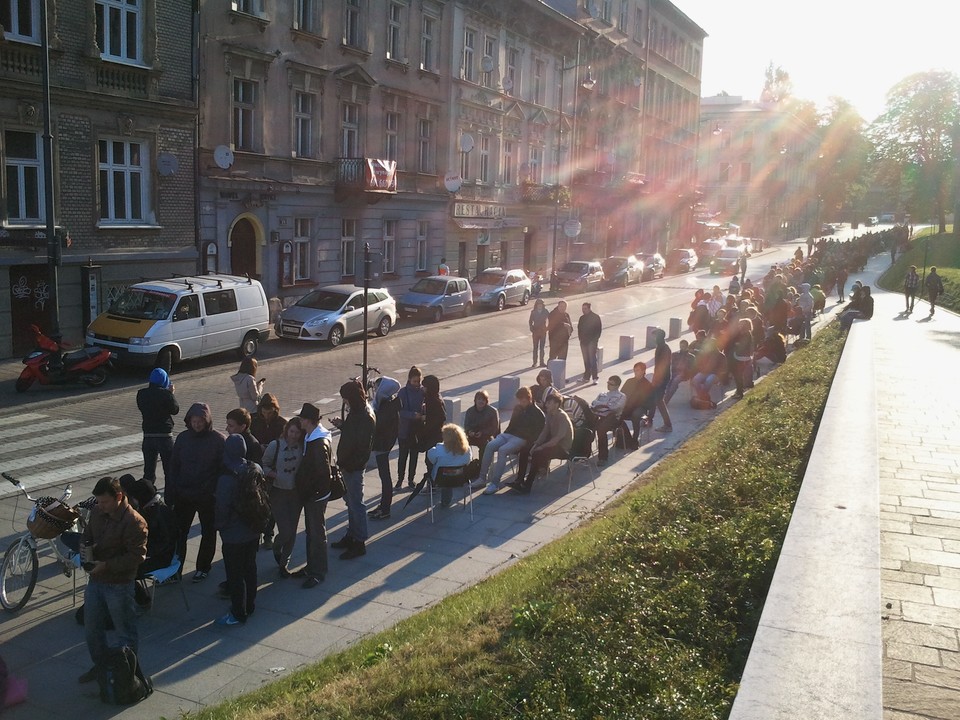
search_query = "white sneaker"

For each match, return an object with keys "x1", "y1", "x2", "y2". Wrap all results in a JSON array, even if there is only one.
[{"x1": 482, "y1": 481, "x2": 499, "y2": 495}]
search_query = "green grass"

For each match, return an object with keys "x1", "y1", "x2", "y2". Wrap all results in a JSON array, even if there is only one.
[
  {"x1": 879, "y1": 232, "x2": 960, "y2": 313},
  {"x1": 188, "y1": 325, "x2": 847, "y2": 720}
]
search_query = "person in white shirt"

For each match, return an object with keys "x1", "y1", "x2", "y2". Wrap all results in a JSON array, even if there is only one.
[{"x1": 591, "y1": 375, "x2": 626, "y2": 467}]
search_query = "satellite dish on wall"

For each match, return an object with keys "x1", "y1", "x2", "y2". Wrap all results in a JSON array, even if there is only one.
[
  {"x1": 459, "y1": 133, "x2": 475, "y2": 153},
  {"x1": 444, "y1": 171, "x2": 463, "y2": 193},
  {"x1": 481, "y1": 56, "x2": 495, "y2": 74},
  {"x1": 213, "y1": 145, "x2": 235, "y2": 169},
  {"x1": 501, "y1": 77, "x2": 513, "y2": 92}
]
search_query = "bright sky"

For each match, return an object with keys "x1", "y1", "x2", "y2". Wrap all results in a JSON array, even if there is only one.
[{"x1": 678, "y1": 0, "x2": 960, "y2": 123}]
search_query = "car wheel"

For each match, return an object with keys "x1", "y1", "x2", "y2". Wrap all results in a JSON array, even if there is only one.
[
  {"x1": 328, "y1": 325, "x2": 344, "y2": 347},
  {"x1": 239, "y1": 332, "x2": 259, "y2": 357},
  {"x1": 432, "y1": 307, "x2": 443, "y2": 323},
  {"x1": 496, "y1": 294, "x2": 506, "y2": 311},
  {"x1": 520, "y1": 291, "x2": 530, "y2": 306},
  {"x1": 156, "y1": 347, "x2": 175, "y2": 372},
  {"x1": 377, "y1": 316, "x2": 392, "y2": 337},
  {"x1": 463, "y1": 303, "x2": 473, "y2": 317}
]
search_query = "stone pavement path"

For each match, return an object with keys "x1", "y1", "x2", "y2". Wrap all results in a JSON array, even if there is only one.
[{"x1": 875, "y1": 285, "x2": 960, "y2": 719}]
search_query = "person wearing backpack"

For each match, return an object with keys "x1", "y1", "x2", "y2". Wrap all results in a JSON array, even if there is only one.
[
  {"x1": 214, "y1": 434, "x2": 263, "y2": 625},
  {"x1": 293, "y1": 403, "x2": 333, "y2": 589}
]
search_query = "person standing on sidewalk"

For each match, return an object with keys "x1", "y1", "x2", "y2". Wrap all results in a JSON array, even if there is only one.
[
  {"x1": 903, "y1": 265, "x2": 920, "y2": 313},
  {"x1": 250, "y1": 393, "x2": 286, "y2": 448},
  {"x1": 926, "y1": 267, "x2": 945, "y2": 317},
  {"x1": 292, "y1": 403, "x2": 332, "y2": 589},
  {"x1": 835, "y1": 265, "x2": 849, "y2": 303},
  {"x1": 547, "y1": 300, "x2": 573, "y2": 361},
  {"x1": 528, "y1": 298, "x2": 550, "y2": 367},
  {"x1": 231, "y1": 357, "x2": 265, "y2": 414},
  {"x1": 368, "y1": 377, "x2": 401, "y2": 521},
  {"x1": 77, "y1": 477, "x2": 148, "y2": 684},
  {"x1": 330, "y1": 380, "x2": 376, "y2": 561},
  {"x1": 649, "y1": 329, "x2": 673, "y2": 432},
  {"x1": 395, "y1": 366, "x2": 425, "y2": 492},
  {"x1": 261, "y1": 417, "x2": 304, "y2": 576},
  {"x1": 136, "y1": 368, "x2": 179, "y2": 485},
  {"x1": 577, "y1": 302, "x2": 602, "y2": 384}
]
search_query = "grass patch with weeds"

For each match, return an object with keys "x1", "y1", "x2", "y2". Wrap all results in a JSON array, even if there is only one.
[{"x1": 190, "y1": 324, "x2": 847, "y2": 720}]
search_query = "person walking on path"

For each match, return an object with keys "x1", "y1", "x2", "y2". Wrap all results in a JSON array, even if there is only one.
[
  {"x1": 904, "y1": 265, "x2": 920, "y2": 313},
  {"x1": 77, "y1": 476, "x2": 148, "y2": 684},
  {"x1": 330, "y1": 380, "x2": 376, "y2": 561},
  {"x1": 167, "y1": 403, "x2": 224, "y2": 583},
  {"x1": 925, "y1": 267, "x2": 945, "y2": 317},
  {"x1": 649, "y1": 329, "x2": 673, "y2": 432},
  {"x1": 261, "y1": 417, "x2": 304, "y2": 576},
  {"x1": 528, "y1": 298, "x2": 550, "y2": 367},
  {"x1": 292, "y1": 403, "x2": 333, "y2": 588},
  {"x1": 395, "y1": 366, "x2": 425, "y2": 492},
  {"x1": 835, "y1": 265, "x2": 848, "y2": 303},
  {"x1": 136, "y1": 367, "x2": 179, "y2": 484},
  {"x1": 547, "y1": 300, "x2": 573, "y2": 361},
  {"x1": 368, "y1": 377, "x2": 401, "y2": 520},
  {"x1": 231, "y1": 357, "x2": 265, "y2": 414},
  {"x1": 577, "y1": 302, "x2": 602, "y2": 384}
]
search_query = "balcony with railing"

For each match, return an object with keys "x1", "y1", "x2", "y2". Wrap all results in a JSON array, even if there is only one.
[{"x1": 335, "y1": 158, "x2": 398, "y2": 200}]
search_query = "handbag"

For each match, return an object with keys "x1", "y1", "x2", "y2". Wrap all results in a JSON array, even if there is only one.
[{"x1": 328, "y1": 465, "x2": 345, "y2": 502}]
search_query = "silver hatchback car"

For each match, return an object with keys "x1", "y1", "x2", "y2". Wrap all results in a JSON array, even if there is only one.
[
  {"x1": 472, "y1": 268, "x2": 532, "y2": 310},
  {"x1": 275, "y1": 284, "x2": 397, "y2": 346}
]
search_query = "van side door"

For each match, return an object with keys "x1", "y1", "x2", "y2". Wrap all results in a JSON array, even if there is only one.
[{"x1": 200, "y1": 288, "x2": 239, "y2": 356}]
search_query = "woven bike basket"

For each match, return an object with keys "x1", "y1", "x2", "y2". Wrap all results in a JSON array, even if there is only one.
[{"x1": 26, "y1": 498, "x2": 80, "y2": 539}]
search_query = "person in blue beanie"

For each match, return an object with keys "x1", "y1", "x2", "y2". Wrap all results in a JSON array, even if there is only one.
[{"x1": 136, "y1": 368, "x2": 179, "y2": 484}]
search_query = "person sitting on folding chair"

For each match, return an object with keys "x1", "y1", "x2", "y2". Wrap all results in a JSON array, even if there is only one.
[
  {"x1": 590, "y1": 375, "x2": 626, "y2": 468},
  {"x1": 425, "y1": 424, "x2": 472, "y2": 507},
  {"x1": 119, "y1": 474, "x2": 177, "y2": 610},
  {"x1": 506, "y1": 393, "x2": 573, "y2": 495}
]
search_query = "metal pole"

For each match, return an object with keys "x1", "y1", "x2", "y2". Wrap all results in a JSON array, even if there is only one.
[
  {"x1": 549, "y1": 55, "x2": 565, "y2": 282},
  {"x1": 361, "y1": 242, "x2": 371, "y2": 388},
  {"x1": 40, "y1": 0, "x2": 60, "y2": 341}
]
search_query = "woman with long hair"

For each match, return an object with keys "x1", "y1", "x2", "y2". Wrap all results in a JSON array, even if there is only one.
[
  {"x1": 231, "y1": 357, "x2": 264, "y2": 413},
  {"x1": 426, "y1": 424, "x2": 472, "y2": 507}
]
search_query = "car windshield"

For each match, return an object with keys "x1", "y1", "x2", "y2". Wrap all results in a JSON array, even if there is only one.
[
  {"x1": 410, "y1": 278, "x2": 448, "y2": 295},
  {"x1": 603, "y1": 258, "x2": 627, "y2": 271},
  {"x1": 475, "y1": 272, "x2": 506, "y2": 286},
  {"x1": 108, "y1": 289, "x2": 177, "y2": 320},
  {"x1": 718, "y1": 249, "x2": 741, "y2": 259},
  {"x1": 295, "y1": 290, "x2": 350, "y2": 311},
  {"x1": 560, "y1": 262, "x2": 588, "y2": 273},
  {"x1": 668, "y1": 250, "x2": 687, "y2": 261}
]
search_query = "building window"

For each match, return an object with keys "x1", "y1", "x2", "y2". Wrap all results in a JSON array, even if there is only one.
[
  {"x1": 459, "y1": 146, "x2": 471, "y2": 182},
  {"x1": 232, "y1": 0, "x2": 264, "y2": 15},
  {"x1": 719, "y1": 163, "x2": 730, "y2": 184},
  {"x1": 384, "y1": 111, "x2": 399, "y2": 162},
  {"x1": 383, "y1": 219, "x2": 396, "y2": 274},
  {"x1": 344, "y1": 0, "x2": 363, "y2": 48},
  {"x1": 482, "y1": 35, "x2": 496, "y2": 88},
  {"x1": 416, "y1": 220, "x2": 428, "y2": 271},
  {"x1": 462, "y1": 28, "x2": 475, "y2": 82},
  {"x1": 618, "y1": 0, "x2": 629, "y2": 31},
  {"x1": 533, "y1": 58, "x2": 545, "y2": 105},
  {"x1": 600, "y1": 0, "x2": 612, "y2": 22},
  {"x1": 341, "y1": 219, "x2": 356, "y2": 276},
  {"x1": 294, "y1": 0, "x2": 319, "y2": 33},
  {"x1": 529, "y1": 146, "x2": 543, "y2": 183},
  {"x1": 634, "y1": 7, "x2": 644, "y2": 43},
  {"x1": 502, "y1": 140, "x2": 514, "y2": 185},
  {"x1": 2, "y1": 0, "x2": 40, "y2": 43},
  {"x1": 740, "y1": 162, "x2": 751, "y2": 183},
  {"x1": 420, "y1": 13, "x2": 436, "y2": 72},
  {"x1": 742, "y1": 131, "x2": 753, "y2": 149},
  {"x1": 294, "y1": 92, "x2": 314, "y2": 158},
  {"x1": 386, "y1": 2, "x2": 403, "y2": 60},
  {"x1": 479, "y1": 136, "x2": 490, "y2": 184},
  {"x1": 232, "y1": 78, "x2": 258, "y2": 151},
  {"x1": 341, "y1": 102, "x2": 360, "y2": 157},
  {"x1": 506, "y1": 46, "x2": 519, "y2": 96},
  {"x1": 96, "y1": 0, "x2": 142, "y2": 63},
  {"x1": 98, "y1": 138, "x2": 147, "y2": 223},
  {"x1": 418, "y1": 118, "x2": 433, "y2": 173},
  {"x1": 3, "y1": 129, "x2": 44, "y2": 223},
  {"x1": 204, "y1": 242, "x2": 218, "y2": 273},
  {"x1": 293, "y1": 218, "x2": 313, "y2": 281}
]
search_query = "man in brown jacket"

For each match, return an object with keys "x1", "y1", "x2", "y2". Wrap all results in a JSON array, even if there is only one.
[
  {"x1": 508, "y1": 394, "x2": 573, "y2": 494},
  {"x1": 78, "y1": 476, "x2": 148, "y2": 683}
]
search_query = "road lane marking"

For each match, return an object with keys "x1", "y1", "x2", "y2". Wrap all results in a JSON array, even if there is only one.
[
  {"x1": 0, "y1": 413, "x2": 49, "y2": 427},
  {"x1": 0, "y1": 424, "x2": 124, "y2": 456},
  {"x1": 2, "y1": 419, "x2": 77, "y2": 439},
  {"x1": 12, "y1": 451, "x2": 146, "y2": 488},
  {"x1": 0, "y1": 434, "x2": 141, "y2": 471}
]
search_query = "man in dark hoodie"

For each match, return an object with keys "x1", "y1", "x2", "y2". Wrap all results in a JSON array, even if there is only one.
[
  {"x1": 214, "y1": 434, "x2": 261, "y2": 625},
  {"x1": 330, "y1": 380, "x2": 376, "y2": 561},
  {"x1": 136, "y1": 367, "x2": 179, "y2": 484},
  {"x1": 293, "y1": 403, "x2": 332, "y2": 589},
  {"x1": 167, "y1": 403, "x2": 225, "y2": 583}
]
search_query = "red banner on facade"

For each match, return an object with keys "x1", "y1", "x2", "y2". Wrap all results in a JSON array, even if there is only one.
[{"x1": 364, "y1": 159, "x2": 397, "y2": 192}]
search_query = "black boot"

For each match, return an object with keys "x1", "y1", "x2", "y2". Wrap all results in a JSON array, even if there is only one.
[
  {"x1": 339, "y1": 538, "x2": 367, "y2": 560},
  {"x1": 330, "y1": 535, "x2": 352, "y2": 550}
]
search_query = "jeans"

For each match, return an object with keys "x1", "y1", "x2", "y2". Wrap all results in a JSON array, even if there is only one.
[
  {"x1": 269, "y1": 486, "x2": 302, "y2": 570},
  {"x1": 480, "y1": 433, "x2": 526, "y2": 486},
  {"x1": 905, "y1": 288, "x2": 916, "y2": 311},
  {"x1": 594, "y1": 414, "x2": 620, "y2": 463},
  {"x1": 173, "y1": 494, "x2": 217, "y2": 574},
  {"x1": 692, "y1": 373, "x2": 718, "y2": 400},
  {"x1": 342, "y1": 469, "x2": 368, "y2": 542},
  {"x1": 800, "y1": 314, "x2": 812, "y2": 340},
  {"x1": 663, "y1": 374, "x2": 684, "y2": 405},
  {"x1": 303, "y1": 496, "x2": 328, "y2": 579},
  {"x1": 221, "y1": 538, "x2": 258, "y2": 621},
  {"x1": 531, "y1": 331, "x2": 546, "y2": 365},
  {"x1": 397, "y1": 438, "x2": 420, "y2": 485},
  {"x1": 142, "y1": 435, "x2": 173, "y2": 483},
  {"x1": 374, "y1": 451, "x2": 393, "y2": 513},
  {"x1": 84, "y1": 579, "x2": 138, "y2": 666},
  {"x1": 524, "y1": 446, "x2": 568, "y2": 488},
  {"x1": 580, "y1": 340, "x2": 599, "y2": 380}
]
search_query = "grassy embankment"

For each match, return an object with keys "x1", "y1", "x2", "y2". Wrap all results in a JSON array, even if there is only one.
[
  {"x1": 191, "y1": 325, "x2": 847, "y2": 720},
  {"x1": 879, "y1": 229, "x2": 959, "y2": 313}
]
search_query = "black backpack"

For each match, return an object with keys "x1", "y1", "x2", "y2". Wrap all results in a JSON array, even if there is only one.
[
  {"x1": 97, "y1": 646, "x2": 152, "y2": 705},
  {"x1": 234, "y1": 462, "x2": 272, "y2": 532}
]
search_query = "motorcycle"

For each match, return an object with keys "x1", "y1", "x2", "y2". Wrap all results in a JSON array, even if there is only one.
[{"x1": 15, "y1": 325, "x2": 113, "y2": 393}]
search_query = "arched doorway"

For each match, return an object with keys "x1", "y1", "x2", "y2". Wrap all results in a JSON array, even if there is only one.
[{"x1": 230, "y1": 219, "x2": 258, "y2": 278}]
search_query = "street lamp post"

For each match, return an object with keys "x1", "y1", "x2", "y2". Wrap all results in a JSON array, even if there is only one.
[{"x1": 40, "y1": 0, "x2": 61, "y2": 341}]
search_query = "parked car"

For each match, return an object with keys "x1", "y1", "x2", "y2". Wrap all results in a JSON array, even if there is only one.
[
  {"x1": 697, "y1": 239, "x2": 726, "y2": 265},
  {"x1": 399, "y1": 276, "x2": 473, "y2": 322},
  {"x1": 709, "y1": 247, "x2": 745, "y2": 275},
  {"x1": 879, "y1": 213, "x2": 896, "y2": 223},
  {"x1": 553, "y1": 260, "x2": 604, "y2": 292},
  {"x1": 724, "y1": 236, "x2": 753, "y2": 254},
  {"x1": 472, "y1": 268, "x2": 532, "y2": 310},
  {"x1": 636, "y1": 252, "x2": 665, "y2": 281},
  {"x1": 275, "y1": 284, "x2": 398, "y2": 346},
  {"x1": 666, "y1": 248, "x2": 698, "y2": 274},
  {"x1": 866, "y1": 216, "x2": 879, "y2": 227},
  {"x1": 601, "y1": 255, "x2": 643, "y2": 287}
]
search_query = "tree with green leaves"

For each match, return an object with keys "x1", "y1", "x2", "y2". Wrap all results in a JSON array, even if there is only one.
[
  {"x1": 816, "y1": 97, "x2": 872, "y2": 224},
  {"x1": 869, "y1": 71, "x2": 960, "y2": 232}
]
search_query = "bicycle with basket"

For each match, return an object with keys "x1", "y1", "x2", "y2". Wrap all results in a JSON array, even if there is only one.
[{"x1": 1, "y1": 471, "x2": 95, "y2": 612}]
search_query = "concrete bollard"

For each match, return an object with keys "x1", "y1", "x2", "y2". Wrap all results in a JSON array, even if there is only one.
[
  {"x1": 498, "y1": 375, "x2": 521, "y2": 412},
  {"x1": 618, "y1": 335, "x2": 635, "y2": 361},
  {"x1": 596, "y1": 346, "x2": 604, "y2": 371},
  {"x1": 645, "y1": 325, "x2": 658, "y2": 349},
  {"x1": 669, "y1": 317, "x2": 682, "y2": 340},
  {"x1": 548, "y1": 358, "x2": 566, "y2": 387},
  {"x1": 443, "y1": 397, "x2": 462, "y2": 427}
]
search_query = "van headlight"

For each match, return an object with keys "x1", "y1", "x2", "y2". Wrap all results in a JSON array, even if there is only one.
[{"x1": 128, "y1": 337, "x2": 145, "y2": 345}]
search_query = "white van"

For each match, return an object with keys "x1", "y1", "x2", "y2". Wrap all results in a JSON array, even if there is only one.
[{"x1": 86, "y1": 274, "x2": 270, "y2": 370}]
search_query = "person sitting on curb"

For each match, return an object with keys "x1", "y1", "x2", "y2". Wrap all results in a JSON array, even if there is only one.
[
  {"x1": 840, "y1": 285, "x2": 874, "y2": 331},
  {"x1": 506, "y1": 394, "x2": 573, "y2": 495},
  {"x1": 590, "y1": 375, "x2": 626, "y2": 467},
  {"x1": 478, "y1": 387, "x2": 545, "y2": 495}
]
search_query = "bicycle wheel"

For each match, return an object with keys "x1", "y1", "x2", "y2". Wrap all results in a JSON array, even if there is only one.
[{"x1": 1, "y1": 537, "x2": 39, "y2": 612}]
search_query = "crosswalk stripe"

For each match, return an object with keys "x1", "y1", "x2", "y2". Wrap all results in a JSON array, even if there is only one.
[
  {"x1": 0, "y1": 413, "x2": 49, "y2": 427},
  {"x1": 1, "y1": 425, "x2": 122, "y2": 455},
  {"x1": 12, "y1": 450, "x2": 146, "y2": 489},
  {"x1": 3, "y1": 419, "x2": 77, "y2": 439},
  {"x1": 0, "y1": 434, "x2": 141, "y2": 472}
]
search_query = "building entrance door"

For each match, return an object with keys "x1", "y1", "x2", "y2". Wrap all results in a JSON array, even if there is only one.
[{"x1": 230, "y1": 219, "x2": 258, "y2": 278}]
